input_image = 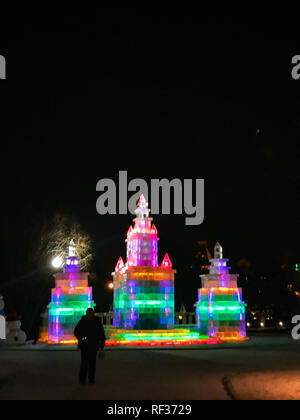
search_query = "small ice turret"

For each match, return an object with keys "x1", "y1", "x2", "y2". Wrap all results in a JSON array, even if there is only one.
[
  {"x1": 69, "y1": 239, "x2": 76, "y2": 257},
  {"x1": 214, "y1": 242, "x2": 223, "y2": 259},
  {"x1": 208, "y1": 242, "x2": 230, "y2": 275},
  {"x1": 65, "y1": 240, "x2": 80, "y2": 272}
]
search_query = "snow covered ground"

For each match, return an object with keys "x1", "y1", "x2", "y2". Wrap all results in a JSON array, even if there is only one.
[{"x1": 0, "y1": 334, "x2": 300, "y2": 400}]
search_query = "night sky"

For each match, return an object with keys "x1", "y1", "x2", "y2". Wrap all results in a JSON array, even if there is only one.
[{"x1": 1, "y1": 11, "x2": 299, "y2": 334}]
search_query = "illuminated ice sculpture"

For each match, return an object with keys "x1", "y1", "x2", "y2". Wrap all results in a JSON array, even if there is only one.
[
  {"x1": 48, "y1": 240, "x2": 95, "y2": 344},
  {"x1": 113, "y1": 195, "x2": 176, "y2": 330},
  {"x1": 109, "y1": 196, "x2": 221, "y2": 346},
  {"x1": 196, "y1": 243, "x2": 247, "y2": 341}
]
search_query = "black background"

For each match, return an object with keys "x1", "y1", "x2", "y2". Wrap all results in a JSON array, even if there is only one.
[{"x1": 0, "y1": 10, "x2": 299, "y2": 336}]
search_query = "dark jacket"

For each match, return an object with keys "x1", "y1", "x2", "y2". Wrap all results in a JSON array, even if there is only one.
[{"x1": 74, "y1": 316, "x2": 106, "y2": 351}]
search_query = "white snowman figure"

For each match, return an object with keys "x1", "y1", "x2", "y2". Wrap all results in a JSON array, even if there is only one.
[{"x1": 6, "y1": 312, "x2": 27, "y2": 345}]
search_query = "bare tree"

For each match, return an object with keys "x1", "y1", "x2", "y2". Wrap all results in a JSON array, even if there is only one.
[{"x1": 40, "y1": 214, "x2": 93, "y2": 271}]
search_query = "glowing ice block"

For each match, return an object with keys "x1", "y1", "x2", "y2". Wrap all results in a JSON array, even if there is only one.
[
  {"x1": 112, "y1": 196, "x2": 176, "y2": 330},
  {"x1": 48, "y1": 250, "x2": 95, "y2": 344},
  {"x1": 196, "y1": 243, "x2": 247, "y2": 341}
]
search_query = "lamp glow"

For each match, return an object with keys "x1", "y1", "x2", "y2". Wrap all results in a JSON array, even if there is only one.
[{"x1": 52, "y1": 256, "x2": 63, "y2": 269}]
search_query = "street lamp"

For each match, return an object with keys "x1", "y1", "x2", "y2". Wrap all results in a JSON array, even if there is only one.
[{"x1": 51, "y1": 256, "x2": 64, "y2": 269}]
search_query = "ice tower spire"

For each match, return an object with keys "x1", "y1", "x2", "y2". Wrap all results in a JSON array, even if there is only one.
[
  {"x1": 69, "y1": 239, "x2": 76, "y2": 257},
  {"x1": 65, "y1": 239, "x2": 80, "y2": 272},
  {"x1": 214, "y1": 242, "x2": 223, "y2": 259},
  {"x1": 126, "y1": 195, "x2": 158, "y2": 267},
  {"x1": 135, "y1": 194, "x2": 150, "y2": 219},
  {"x1": 209, "y1": 242, "x2": 229, "y2": 275}
]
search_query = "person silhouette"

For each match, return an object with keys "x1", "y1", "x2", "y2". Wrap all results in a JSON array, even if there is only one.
[{"x1": 74, "y1": 308, "x2": 106, "y2": 385}]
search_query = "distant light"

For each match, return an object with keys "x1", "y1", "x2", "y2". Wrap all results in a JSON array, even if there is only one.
[
  {"x1": 247, "y1": 323, "x2": 251, "y2": 328},
  {"x1": 279, "y1": 321, "x2": 284, "y2": 327},
  {"x1": 260, "y1": 322, "x2": 265, "y2": 328},
  {"x1": 52, "y1": 256, "x2": 63, "y2": 269},
  {"x1": 108, "y1": 282, "x2": 114, "y2": 290},
  {"x1": 179, "y1": 315, "x2": 183, "y2": 320}
]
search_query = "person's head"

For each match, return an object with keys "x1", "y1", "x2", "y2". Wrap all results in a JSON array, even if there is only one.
[{"x1": 86, "y1": 308, "x2": 94, "y2": 320}]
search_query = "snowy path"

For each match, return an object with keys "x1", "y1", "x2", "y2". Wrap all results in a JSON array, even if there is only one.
[{"x1": 1, "y1": 334, "x2": 300, "y2": 400}]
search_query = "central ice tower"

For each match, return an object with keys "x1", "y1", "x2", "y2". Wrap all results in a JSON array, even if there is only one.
[{"x1": 113, "y1": 195, "x2": 176, "y2": 330}]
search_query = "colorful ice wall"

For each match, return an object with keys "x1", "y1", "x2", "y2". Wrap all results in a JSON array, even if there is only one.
[
  {"x1": 48, "y1": 241, "x2": 95, "y2": 344},
  {"x1": 113, "y1": 195, "x2": 176, "y2": 330},
  {"x1": 196, "y1": 243, "x2": 246, "y2": 341}
]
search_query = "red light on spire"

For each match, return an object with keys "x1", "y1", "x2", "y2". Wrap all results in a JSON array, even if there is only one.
[
  {"x1": 127, "y1": 226, "x2": 133, "y2": 237},
  {"x1": 115, "y1": 257, "x2": 125, "y2": 272},
  {"x1": 161, "y1": 253, "x2": 172, "y2": 268},
  {"x1": 151, "y1": 224, "x2": 158, "y2": 235}
]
